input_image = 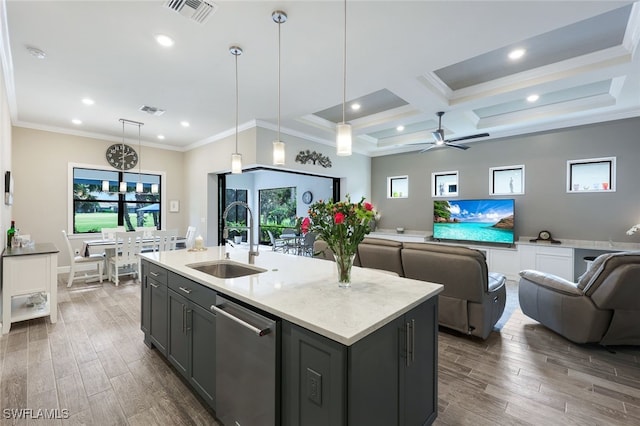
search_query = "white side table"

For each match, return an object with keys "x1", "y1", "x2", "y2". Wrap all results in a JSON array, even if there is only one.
[{"x1": 1, "y1": 243, "x2": 58, "y2": 334}]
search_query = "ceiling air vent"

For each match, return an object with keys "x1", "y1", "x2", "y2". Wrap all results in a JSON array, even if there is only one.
[
  {"x1": 139, "y1": 105, "x2": 166, "y2": 116},
  {"x1": 163, "y1": 0, "x2": 218, "y2": 24}
]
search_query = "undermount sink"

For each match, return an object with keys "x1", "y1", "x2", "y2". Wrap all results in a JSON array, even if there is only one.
[{"x1": 187, "y1": 260, "x2": 267, "y2": 279}]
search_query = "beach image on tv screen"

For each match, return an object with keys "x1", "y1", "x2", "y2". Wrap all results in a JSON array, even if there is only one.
[{"x1": 433, "y1": 199, "x2": 514, "y2": 244}]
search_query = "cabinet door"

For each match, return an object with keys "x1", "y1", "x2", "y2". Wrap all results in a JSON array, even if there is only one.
[
  {"x1": 281, "y1": 321, "x2": 346, "y2": 426},
  {"x1": 189, "y1": 302, "x2": 216, "y2": 409},
  {"x1": 400, "y1": 297, "x2": 438, "y2": 426},
  {"x1": 168, "y1": 290, "x2": 189, "y2": 377},
  {"x1": 149, "y1": 277, "x2": 168, "y2": 354},
  {"x1": 141, "y1": 262, "x2": 150, "y2": 335}
]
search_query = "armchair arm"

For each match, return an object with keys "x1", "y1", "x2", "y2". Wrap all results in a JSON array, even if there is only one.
[{"x1": 519, "y1": 270, "x2": 583, "y2": 296}]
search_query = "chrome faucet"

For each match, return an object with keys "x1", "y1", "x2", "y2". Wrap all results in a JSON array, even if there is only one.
[{"x1": 222, "y1": 201, "x2": 259, "y2": 265}]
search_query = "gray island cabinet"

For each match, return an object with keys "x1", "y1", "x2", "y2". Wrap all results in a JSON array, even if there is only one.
[{"x1": 140, "y1": 247, "x2": 442, "y2": 426}]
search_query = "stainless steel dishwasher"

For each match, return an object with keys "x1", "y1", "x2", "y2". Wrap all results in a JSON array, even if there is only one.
[{"x1": 212, "y1": 295, "x2": 278, "y2": 426}]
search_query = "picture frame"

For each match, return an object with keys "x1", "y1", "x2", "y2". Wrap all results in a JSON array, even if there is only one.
[
  {"x1": 169, "y1": 200, "x2": 180, "y2": 213},
  {"x1": 490, "y1": 165, "x2": 525, "y2": 195}
]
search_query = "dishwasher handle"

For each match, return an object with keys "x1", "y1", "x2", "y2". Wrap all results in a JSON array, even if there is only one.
[{"x1": 210, "y1": 304, "x2": 272, "y2": 337}]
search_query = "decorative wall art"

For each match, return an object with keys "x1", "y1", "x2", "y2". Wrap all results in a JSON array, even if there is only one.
[{"x1": 294, "y1": 150, "x2": 332, "y2": 168}]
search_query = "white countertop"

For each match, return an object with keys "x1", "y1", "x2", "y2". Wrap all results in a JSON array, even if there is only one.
[
  {"x1": 141, "y1": 247, "x2": 442, "y2": 346},
  {"x1": 518, "y1": 237, "x2": 640, "y2": 251}
]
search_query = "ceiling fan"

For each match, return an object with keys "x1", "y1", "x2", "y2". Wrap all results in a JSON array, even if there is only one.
[{"x1": 416, "y1": 111, "x2": 489, "y2": 152}]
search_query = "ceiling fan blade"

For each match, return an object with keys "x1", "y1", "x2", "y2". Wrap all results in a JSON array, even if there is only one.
[
  {"x1": 446, "y1": 132, "x2": 490, "y2": 143},
  {"x1": 419, "y1": 145, "x2": 437, "y2": 153},
  {"x1": 444, "y1": 141, "x2": 470, "y2": 150}
]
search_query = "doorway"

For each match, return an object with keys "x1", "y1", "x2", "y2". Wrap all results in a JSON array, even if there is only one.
[{"x1": 218, "y1": 167, "x2": 340, "y2": 246}]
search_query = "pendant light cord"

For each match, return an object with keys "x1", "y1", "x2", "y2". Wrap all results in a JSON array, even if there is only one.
[
  {"x1": 137, "y1": 124, "x2": 141, "y2": 182},
  {"x1": 121, "y1": 119, "x2": 125, "y2": 168},
  {"x1": 235, "y1": 51, "x2": 239, "y2": 154},
  {"x1": 342, "y1": 0, "x2": 347, "y2": 125},
  {"x1": 277, "y1": 17, "x2": 281, "y2": 140}
]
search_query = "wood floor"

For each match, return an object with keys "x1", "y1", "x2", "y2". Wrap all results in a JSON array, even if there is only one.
[{"x1": 0, "y1": 276, "x2": 638, "y2": 425}]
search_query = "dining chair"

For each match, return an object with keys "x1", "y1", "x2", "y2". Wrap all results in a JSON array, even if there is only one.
[
  {"x1": 267, "y1": 230, "x2": 287, "y2": 253},
  {"x1": 154, "y1": 229, "x2": 178, "y2": 252},
  {"x1": 62, "y1": 230, "x2": 104, "y2": 287},
  {"x1": 101, "y1": 226, "x2": 125, "y2": 240},
  {"x1": 281, "y1": 228, "x2": 298, "y2": 253},
  {"x1": 136, "y1": 226, "x2": 158, "y2": 251},
  {"x1": 185, "y1": 226, "x2": 197, "y2": 249},
  {"x1": 108, "y1": 231, "x2": 144, "y2": 286},
  {"x1": 299, "y1": 232, "x2": 317, "y2": 257}
]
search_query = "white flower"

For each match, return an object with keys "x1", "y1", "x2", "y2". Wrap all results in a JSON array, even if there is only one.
[{"x1": 627, "y1": 224, "x2": 640, "y2": 235}]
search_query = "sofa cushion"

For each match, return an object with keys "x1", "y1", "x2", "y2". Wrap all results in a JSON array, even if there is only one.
[
  {"x1": 488, "y1": 272, "x2": 506, "y2": 292},
  {"x1": 401, "y1": 242, "x2": 488, "y2": 302},
  {"x1": 357, "y1": 238, "x2": 404, "y2": 277}
]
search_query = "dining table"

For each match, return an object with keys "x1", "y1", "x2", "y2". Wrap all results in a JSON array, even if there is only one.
[{"x1": 82, "y1": 236, "x2": 187, "y2": 257}]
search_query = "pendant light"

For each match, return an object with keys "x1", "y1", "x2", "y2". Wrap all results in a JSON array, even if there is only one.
[
  {"x1": 119, "y1": 119, "x2": 127, "y2": 193},
  {"x1": 272, "y1": 10, "x2": 287, "y2": 166},
  {"x1": 230, "y1": 46, "x2": 243, "y2": 174},
  {"x1": 336, "y1": 0, "x2": 352, "y2": 156}
]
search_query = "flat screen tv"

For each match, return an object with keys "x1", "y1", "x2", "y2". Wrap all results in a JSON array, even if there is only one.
[{"x1": 433, "y1": 199, "x2": 515, "y2": 245}]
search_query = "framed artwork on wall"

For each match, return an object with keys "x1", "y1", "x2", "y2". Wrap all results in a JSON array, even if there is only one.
[
  {"x1": 490, "y1": 165, "x2": 525, "y2": 195},
  {"x1": 432, "y1": 171, "x2": 458, "y2": 198},
  {"x1": 567, "y1": 157, "x2": 616, "y2": 193}
]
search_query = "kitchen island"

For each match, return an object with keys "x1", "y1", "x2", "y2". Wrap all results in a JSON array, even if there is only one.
[{"x1": 140, "y1": 246, "x2": 442, "y2": 426}]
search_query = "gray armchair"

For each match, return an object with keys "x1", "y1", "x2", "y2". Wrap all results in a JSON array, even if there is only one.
[{"x1": 518, "y1": 251, "x2": 640, "y2": 345}]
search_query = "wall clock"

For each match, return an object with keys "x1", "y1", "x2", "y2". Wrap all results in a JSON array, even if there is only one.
[
  {"x1": 302, "y1": 191, "x2": 313, "y2": 204},
  {"x1": 106, "y1": 144, "x2": 138, "y2": 170}
]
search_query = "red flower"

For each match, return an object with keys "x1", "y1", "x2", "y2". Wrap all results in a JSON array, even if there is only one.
[
  {"x1": 334, "y1": 212, "x2": 345, "y2": 224},
  {"x1": 364, "y1": 202, "x2": 373, "y2": 211},
  {"x1": 301, "y1": 217, "x2": 311, "y2": 234}
]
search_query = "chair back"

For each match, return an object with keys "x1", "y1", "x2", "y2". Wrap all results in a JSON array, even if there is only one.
[
  {"x1": 135, "y1": 226, "x2": 157, "y2": 238},
  {"x1": 102, "y1": 226, "x2": 125, "y2": 240},
  {"x1": 154, "y1": 229, "x2": 178, "y2": 252},
  {"x1": 115, "y1": 231, "x2": 144, "y2": 261},
  {"x1": 62, "y1": 230, "x2": 74, "y2": 259},
  {"x1": 185, "y1": 226, "x2": 197, "y2": 248},
  {"x1": 267, "y1": 230, "x2": 276, "y2": 245}
]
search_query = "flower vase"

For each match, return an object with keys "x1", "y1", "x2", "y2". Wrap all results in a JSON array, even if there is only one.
[{"x1": 333, "y1": 253, "x2": 356, "y2": 288}]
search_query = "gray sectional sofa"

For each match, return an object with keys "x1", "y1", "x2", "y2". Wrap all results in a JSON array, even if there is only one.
[{"x1": 315, "y1": 237, "x2": 506, "y2": 339}]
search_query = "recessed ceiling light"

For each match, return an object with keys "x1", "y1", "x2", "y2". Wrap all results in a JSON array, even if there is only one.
[
  {"x1": 26, "y1": 46, "x2": 46, "y2": 59},
  {"x1": 81, "y1": 98, "x2": 94, "y2": 106},
  {"x1": 351, "y1": 103, "x2": 361, "y2": 111},
  {"x1": 180, "y1": 121, "x2": 190, "y2": 127},
  {"x1": 508, "y1": 48, "x2": 526, "y2": 60},
  {"x1": 396, "y1": 125, "x2": 405, "y2": 132},
  {"x1": 155, "y1": 34, "x2": 175, "y2": 47},
  {"x1": 71, "y1": 119, "x2": 82, "y2": 125},
  {"x1": 157, "y1": 135, "x2": 165, "y2": 140},
  {"x1": 527, "y1": 94, "x2": 540, "y2": 103}
]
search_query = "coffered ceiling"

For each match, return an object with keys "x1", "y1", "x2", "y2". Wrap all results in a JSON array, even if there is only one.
[{"x1": 1, "y1": 1, "x2": 638, "y2": 156}]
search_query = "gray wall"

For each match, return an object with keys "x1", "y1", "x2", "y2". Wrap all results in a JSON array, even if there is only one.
[{"x1": 371, "y1": 117, "x2": 640, "y2": 243}]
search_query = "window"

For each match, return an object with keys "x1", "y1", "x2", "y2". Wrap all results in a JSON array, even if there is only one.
[
  {"x1": 387, "y1": 176, "x2": 408, "y2": 198},
  {"x1": 432, "y1": 171, "x2": 458, "y2": 198},
  {"x1": 490, "y1": 165, "x2": 525, "y2": 195},
  {"x1": 567, "y1": 157, "x2": 616, "y2": 193},
  {"x1": 259, "y1": 187, "x2": 297, "y2": 242},
  {"x1": 72, "y1": 167, "x2": 161, "y2": 234}
]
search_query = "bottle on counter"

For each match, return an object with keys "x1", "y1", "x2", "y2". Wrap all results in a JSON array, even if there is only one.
[{"x1": 7, "y1": 220, "x2": 15, "y2": 248}]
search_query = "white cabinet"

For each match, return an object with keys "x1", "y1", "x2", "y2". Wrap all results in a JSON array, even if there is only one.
[
  {"x1": 2, "y1": 244, "x2": 58, "y2": 334},
  {"x1": 466, "y1": 245, "x2": 520, "y2": 281},
  {"x1": 519, "y1": 244, "x2": 574, "y2": 281}
]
